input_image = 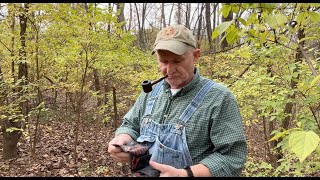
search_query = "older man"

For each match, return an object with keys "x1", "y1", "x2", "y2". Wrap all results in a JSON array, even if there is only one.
[{"x1": 108, "y1": 24, "x2": 247, "y2": 177}]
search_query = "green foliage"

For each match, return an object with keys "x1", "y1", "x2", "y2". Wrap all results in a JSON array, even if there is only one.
[
  {"x1": 288, "y1": 130, "x2": 320, "y2": 163},
  {"x1": 209, "y1": 3, "x2": 320, "y2": 177},
  {"x1": 0, "y1": 77, "x2": 36, "y2": 134}
]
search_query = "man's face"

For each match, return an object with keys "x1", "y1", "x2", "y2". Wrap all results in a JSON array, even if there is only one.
[{"x1": 156, "y1": 48, "x2": 200, "y2": 89}]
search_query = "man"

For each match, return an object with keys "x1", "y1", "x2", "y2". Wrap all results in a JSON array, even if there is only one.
[{"x1": 108, "y1": 24, "x2": 247, "y2": 177}]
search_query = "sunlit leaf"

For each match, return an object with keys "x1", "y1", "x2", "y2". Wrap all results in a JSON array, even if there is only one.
[
  {"x1": 265, "y1": 14, "x2": 287, "y2": 29},
  {"x1": 309, "y1": 74, "x2": 320, "y2": 88},
  {"x1": 289, "y1": 131, "x2": 320, "y2": 163},
  {"x1": 309, "y1": 12, "x2": 320, "y2": 23},
  {"x1": 212, "y1": 21, "x2": 233, "y2": 41}
]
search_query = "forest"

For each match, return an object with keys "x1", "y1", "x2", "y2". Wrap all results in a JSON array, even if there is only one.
[{"x1": 0, "y1": 3, "x2": 319, "y2": 177}]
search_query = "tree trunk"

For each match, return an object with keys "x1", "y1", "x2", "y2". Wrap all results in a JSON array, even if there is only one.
[
  {"x1": 176, "y1": 3, "x2": 182, "y2": 24},
  {"x1": 205, "y1": 3, "x2": 213, "y2": 50},
  {"x1": 2, "y1": 3, "x2": 29, "y2": 160},
  {"x1": 115, "y1": 3, "x2": 125, "y2": 30},
  {"x1": 196, "y1": 4, "x2": 205, "y2": 48},
  {"x1": 168, "y1": 3, "x2": 175, "y2": 26},
  {"x1": 112, "y1": 86, "x2": 118, "y2": 129},
  {"x1": 134, "y1": 3, "x2": 147, "y2": 51},
  {"x1": 282, "y1": 28, "x2": 304, "y2": 129},
  {"x1": 213, "y1": 3, "x2": 218, "y2": 52},
  {"x1": 31, "y1": 14, "x2": 43, "y2": 157},
  {"x1": 9, "y1": 3, "x2": 16, "y2": 83},
  {"x1": 73, "y1": 51, "x2": 89, "y2": 161},
  {"x1": 161, "y1": 3, "x2": 166, "y2": 28},
  {"x1": 185, "y1": 3, "x2": 191, "y2": 29},
  {"x1": 128, "y1": 3, "x2": 133, "y2": 31},
  {"x1": 93, "y1": 69, "x2": 102, "y2": 107}
]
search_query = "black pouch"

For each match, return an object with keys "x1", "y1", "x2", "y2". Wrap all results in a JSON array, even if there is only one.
[
  {"x1": 112, "y1": 141, "x2": 160, "y2": 177},
  {"x1": 130, "y1": 152, "x2": 151, "y2": 171},
  {"x1": 130, "y1": 152, "x2": 160, "y2": 177}
]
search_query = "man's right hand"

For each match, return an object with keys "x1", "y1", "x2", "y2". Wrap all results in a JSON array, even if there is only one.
[{"x1": 107, "y1": 134, "x2": 133, "y2": 162}]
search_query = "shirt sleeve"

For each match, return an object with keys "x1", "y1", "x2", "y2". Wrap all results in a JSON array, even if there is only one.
[
  {"x1": 115, "y1": 92, "x2": 147, "y2": 141},
  {"x1": 199, "y1": 92, "x2": 248, "y2": 177}
]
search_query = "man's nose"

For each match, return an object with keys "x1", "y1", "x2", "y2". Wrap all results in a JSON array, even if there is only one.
[{"x1": 166, "y1": 63, "x2": 175, "y2": 74}]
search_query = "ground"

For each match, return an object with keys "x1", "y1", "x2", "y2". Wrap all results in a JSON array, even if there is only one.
[
  {"x1": 0, "y1": 119, "x2": 133, "y2": 177},
  {"x1": 0, "y1": 117, "x2": 318, "y2": 177}
]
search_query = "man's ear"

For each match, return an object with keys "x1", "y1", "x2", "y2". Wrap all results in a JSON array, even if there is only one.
[{"x1": 193, "y1": 49, "x2": 201, "y2": 63}]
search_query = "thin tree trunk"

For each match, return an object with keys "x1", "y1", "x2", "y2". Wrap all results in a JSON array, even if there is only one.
[
  {"x1": 177, "y1": 3, "x2": 181, "y2": 24},
  {"x1": 168, "y1": 3, "x2": 175, "y2": 26},
  {"x1": 161, "y1": 3, "x2": 166, "y2": 28},
  {"x1": 196, "y1": 4, "x2": 205, "y2": 48},
  {"x1": 73, "y1": 51, "x2": 89, "y2": 161},
  {"x1": 112, "y1": 86, "x2": 118, "y2": 129},
  {"x1": 9, "y1": 4, "x2": 16, "y2": 84},
  {"x1": 2, "y1": 3, "x2": 29, "y2": 160},
  {"x1": 185, "y1": 3, "x2": 191, "y2": 29},
  {"x1": 128, "y1": 3, "x2": 132, "y2": 31},
  {"x1": 31, "y1": 15, "x2": 43, "y2": 157},
  {"x1": 134, "y1": 3, "x2": 147, "y2": 51},
  {"x1": 93, "y1": 69, "x2": 102, "y2": 107},
  {"x1": 205, "y1": 3, "x2": 213, "y2": 50},
  {"x1": 116, "y1": 3, "x2": 125, "y2": 30}
]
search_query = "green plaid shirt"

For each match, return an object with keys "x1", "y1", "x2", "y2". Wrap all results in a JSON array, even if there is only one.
[{"x1": 116, "y1": 68, "x2": 247, "y2": 177}]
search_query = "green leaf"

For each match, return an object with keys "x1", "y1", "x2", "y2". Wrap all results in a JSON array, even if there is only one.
[
  {"x1": 310, "y1": 74, "x2": 320, "y2": 88},
  {"x1": 299, "y1": 36, "x2": 318, "y2": 43},
  {"x1": 211, "y1": 29, "x2": 219, "y2": 40},
  {"x1": 309, "y1": 12, "x2": 320, "y2": 23},
  {"x1": 268, "y1": 129, "x2": 288, "y2": 142},
  {"x1": 289, "y1": 131, "x2": 320, "y2": 163},
  {"x1": 226, "y1": 27, "x2": 238, "y2": 45},
  {"x1": 248, "y1": 29, "x2": 257, "y2": 37},
  {"x1": 231, "y1": 5, "x2": 240, "y2": 14},
  {"x1": 265, "y1": 14, "x2": 287, "y2": 29},
  {"x1": 0, "y1": 115, "x2": 7, "y2": 119},
  {"x1": 238, "y1": 17, "x2": 247, "y2": 26},
  {"x1": 221, "y1": 4, "x2": 232, "y2": 18},
  {"x1": 261, "y1": 3, "x2": 276, "y2": 13},
  {"x1": 297, "y1": 12, "x2": 309, "y2": 26},
  {"x1": 6, "y1": 127, "x2": 23, "y2": 133},
  {"x1": 269, "y1": 128, "x2": 302, "y2": 142},
  {"x1": 218, "y1": 21, "x2": 233, "y2": 34}
]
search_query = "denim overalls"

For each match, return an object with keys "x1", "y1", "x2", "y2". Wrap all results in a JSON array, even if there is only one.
[{"x1": 136, "y1": 79, "x2": 215, "y2": 169}]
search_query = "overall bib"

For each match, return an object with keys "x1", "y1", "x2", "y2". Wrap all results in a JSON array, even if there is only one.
[{"x1": 136, "y1": 80, "x2": 215, "y2": 169}]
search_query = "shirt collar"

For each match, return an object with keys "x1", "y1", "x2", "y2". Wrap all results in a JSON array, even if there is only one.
[{"x1": 163, "y1": 67, "x2": 201, "y2": 96}]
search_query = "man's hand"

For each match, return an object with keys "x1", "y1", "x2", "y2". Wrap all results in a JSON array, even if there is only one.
[
  {"x1": 149, "y1": 160, "x2": 188, "y2": 177},
  {"x1": 107, "y1": 134, "x2": 133, "y2": 162}
]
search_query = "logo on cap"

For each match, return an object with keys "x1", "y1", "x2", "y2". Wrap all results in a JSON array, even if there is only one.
[{"x1": 162, "y1": 26, "x2": 176, "y2": 38}]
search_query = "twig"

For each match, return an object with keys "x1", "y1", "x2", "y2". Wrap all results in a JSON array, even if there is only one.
[{"x1": 202, "y1": 42, "x2": 246, "y2": 56}]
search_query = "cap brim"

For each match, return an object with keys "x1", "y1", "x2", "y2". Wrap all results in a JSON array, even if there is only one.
[{"x1": 152, "y1": 40, "x2": 188, "y2": 55}]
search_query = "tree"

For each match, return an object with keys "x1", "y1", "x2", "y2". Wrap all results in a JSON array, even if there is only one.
[
  {"x1": 1, "y1": 3, "x2": 29, "y2": 160},
  {"x1": 205, "y1": 3, "x2": 213, "y2": 50}
]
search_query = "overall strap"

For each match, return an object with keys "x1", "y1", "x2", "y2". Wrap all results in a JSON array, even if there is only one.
[
  {"x1": 144, "y1": 80, "x2": 164, "y2": 116},
  {"x1": 179, "y1": 80, "x2": 215, "y2": 123}
]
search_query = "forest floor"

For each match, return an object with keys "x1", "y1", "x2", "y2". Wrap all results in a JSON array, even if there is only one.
[{"x1": 0, "y1": 116, "x2": 318, "y2": 177}]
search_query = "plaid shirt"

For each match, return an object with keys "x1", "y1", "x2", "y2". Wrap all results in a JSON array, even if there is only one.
[{"x1": 116, "y1": 68, "x2": 247, "y2": 177}]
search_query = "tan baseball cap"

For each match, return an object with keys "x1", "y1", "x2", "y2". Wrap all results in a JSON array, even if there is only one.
[{"x1": 152, "y1": 24, "x2": 197, "y2": 55}]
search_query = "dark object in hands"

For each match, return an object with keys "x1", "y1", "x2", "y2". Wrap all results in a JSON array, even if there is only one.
[
  {"x1": 141, "y1": 75, "x2": 168, "y2": 93},
  {"x1": 112, "y1": 141, "x2": 160, "y2": 177}
]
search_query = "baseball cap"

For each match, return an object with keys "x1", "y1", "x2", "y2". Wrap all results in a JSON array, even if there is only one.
[{"x1": 152, "y1": 24, "x2": 197, "y2": 55}]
